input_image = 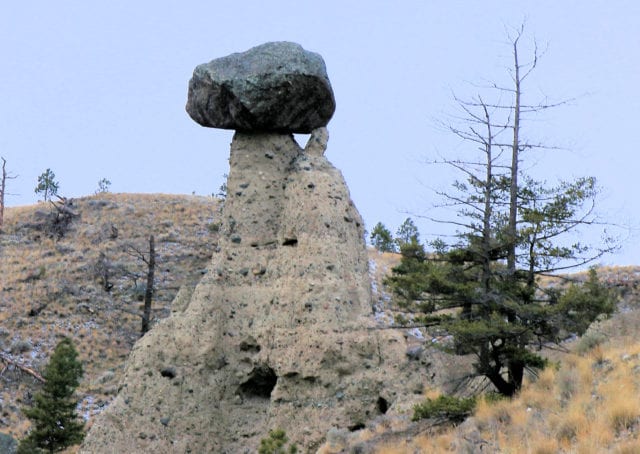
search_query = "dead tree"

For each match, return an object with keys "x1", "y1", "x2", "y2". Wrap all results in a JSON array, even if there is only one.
[
  {"x1": 94, "y1": 252, "x2": 113, "y2": 292},
  {"x1": 0, "y1": 352, "x2": 46, "y2": 383},
  {"x1": 126, "y1": 235, "x2": 156, "y2": 335},
  {"x1": 142, "y1": 235, "x2": 156, "y2": 334},
  {"x1": 48, "y1": 195, "x2": 79, "y2": 238},
  {"x1": 0, "y1": 157, "x2": 17, "y2": 228}
]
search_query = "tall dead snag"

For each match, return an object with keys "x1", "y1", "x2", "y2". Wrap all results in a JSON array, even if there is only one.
[
  {"x1": 126, "y1": 235, "x2": 156, "y2": 335},
  {"x1": 142, "y1": 235, "x2": 156, "y2": 334},
  {"x1": 0, "y1": 157, "x2": 5, "y2": 227},
  {"x1": 0, "y1": 157, "x2": 17, "y2": 228}
]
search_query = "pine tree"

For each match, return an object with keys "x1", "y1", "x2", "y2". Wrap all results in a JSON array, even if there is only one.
[
  {"x1": 386, "y1": 26, "x2": 617, "y2": 397},
  {"x1": 395, "y1": 218, "x2": 420, "y2": 250},
  {"x1": 18, "y1": 338, "x2": 84, "y2": 453},
  {"x1": 34, "y1": 168, "x2": 59, "y2": 202},
  {"x1": 370, "y1": 222, "x2": 396, "y2": 253}
]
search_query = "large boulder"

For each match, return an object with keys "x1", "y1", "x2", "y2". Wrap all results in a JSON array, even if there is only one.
[{"x1": 185, "y1": 42, "x2": 335, "y2": 133}]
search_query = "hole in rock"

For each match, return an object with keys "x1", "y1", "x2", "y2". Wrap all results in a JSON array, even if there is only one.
[
  {"x1": 239, "y1": 337, "x2": 261, "y2": 353},
  {"x1": 377, "y1": 397, "x2": 389, "y2": 414},
  {"x1": 348, "y1": 423, "x2": 366, "y2": 432},
  {"x1": 160, "y1": 367, "x2": 177, "y2": 379},
  {"x1": 238, "y1": 364, "x2": 277, "y2": 398},
  {"x1": 282, "y1": 237, "x2": 298, "y2": 246},
  {"x1": 294, "y1": 133, "x2": 311, "y2": 147}
]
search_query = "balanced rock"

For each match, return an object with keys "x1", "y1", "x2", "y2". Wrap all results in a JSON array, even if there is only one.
[
  {"x1": 186, "y1": 42, "x2": 335, "y2": 133},
  {"x1": 82, "y1": 46, "x2": 456, "y2": 453}
]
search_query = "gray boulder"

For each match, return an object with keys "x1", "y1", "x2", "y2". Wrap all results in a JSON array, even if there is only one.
[{"x1": 186, "y1": 42, "x2": 335, "y2": 133}]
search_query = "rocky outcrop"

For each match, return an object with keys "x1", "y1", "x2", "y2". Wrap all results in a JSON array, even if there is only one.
[
  {"x1": 186, "y1": 42, "x2": 335, "y2": 133},
  {"x1": 83, "y1": 43, "x2": 443, "y2": 453},
  {"x1": 82, "y1": 130, "x2": 429, "y2": 453}
]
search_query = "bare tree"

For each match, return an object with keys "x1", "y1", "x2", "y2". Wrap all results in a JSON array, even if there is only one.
[
  {"x1": 48, "y1": 195, "x2": 79, "y2": 239},
  {"x1": 0, "y1": 157, "x2": 17, "y2": 228},
  {"x1": 125, "y1": 235, "x2": 156, "y2": 335}
]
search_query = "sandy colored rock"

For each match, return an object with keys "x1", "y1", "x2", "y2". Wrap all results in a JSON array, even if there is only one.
[{"x1": 82, "y1": 131, "x2": 450, "y2": 453}]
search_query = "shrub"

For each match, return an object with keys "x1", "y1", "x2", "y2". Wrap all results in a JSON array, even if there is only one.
[
  {"x1": 412, "y1": 395, "x2": 476, "y2": 423},
  {"x1": 575, "y1": 331, "x2": 607, "y2": 354},
  {"x1": 258, "y1": 429, "x2": 297, "y2": 454}
]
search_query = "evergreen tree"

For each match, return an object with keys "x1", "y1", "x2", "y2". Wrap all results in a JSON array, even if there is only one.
[
  {"x1": 34, "y1": 169, "x2": 59, "y2": 202},
  {"x1": 95, "y1": 177, "x2": 111, "y2": 194},
  {"x1": 19, "y1": 338, "x2": 84, "y2": 453},
  {"x1": 370, "y1": 222, "x2": 396, "y2": 252},
  {"x1": 395, "y1": 218, "x2": 420, "y2": 250},
  {"x1": 386, "y1": 26, "x2": 616, "y2": 397}
]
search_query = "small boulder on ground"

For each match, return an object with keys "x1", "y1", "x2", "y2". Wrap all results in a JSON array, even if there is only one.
[{"x1": 186, "y1": 41, "x2": 335, "y2": 133}]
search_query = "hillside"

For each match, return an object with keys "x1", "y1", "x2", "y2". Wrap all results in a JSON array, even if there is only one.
[
  {"x1": 325, "y1": 257, "x2": 640, "y2": 453},
  {"x1": 2, "y1": 194, "x2": 640, "y2": 452},
  {"x1": 0, "y1": 193, "x2": 220, "y2": 442}
]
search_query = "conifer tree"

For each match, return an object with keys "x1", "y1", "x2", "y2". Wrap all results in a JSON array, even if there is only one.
[
  {"x1": 370, "y1": 222, "x2": 396, "y2": 253},
  {"x1": 18, "y1": 338, "x2": 84, "y2": 453},
  {"x1": 34, "y1": 168, "x2": 59, "y2": 202},
  {"x1": 395, "y1": 217, "x2": 420, "y2": 250},
  {"x1": 386, "y1": 26, "x2": 617, "y2": 397}
]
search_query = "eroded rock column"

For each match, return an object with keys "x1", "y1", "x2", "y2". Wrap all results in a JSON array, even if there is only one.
[{"x1": 82, "y1": 42, "x2": 425, "y2": 454}]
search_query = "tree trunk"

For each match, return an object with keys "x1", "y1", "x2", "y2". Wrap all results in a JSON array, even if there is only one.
[
  {"x1": 141, "y1": 235, "x2": 155, "y2": 334},
  {"x1": 481, "y1": 101, "x2": 494, "y2": 297},
  {"x1": 508, "y1": 360, "x2": 524, "y2": 393},
  {"x1": 507, "y1": 37, "x2": 521, "y2": 279},
  {"x1": 480, "y1": 344, "x2": 519, "y2": 397},
  {"x1": 487, "y1": 370, "x2": 518, "y2": 397},
  {"x1": 0, "y1": 157, "x2": 6, "y2": 227}
]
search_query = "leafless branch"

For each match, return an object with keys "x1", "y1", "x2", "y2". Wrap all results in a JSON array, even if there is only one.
[{"x1": 0, "y1": 352, "x2": 45, "y2": 383}]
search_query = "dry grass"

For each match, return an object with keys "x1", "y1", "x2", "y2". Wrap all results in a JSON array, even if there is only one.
[
  {"x1": 357, "y1": 251, "x2": 640, "y2": 453},
  {"x1": 370, "y1": 290, "x2": 640, "y2": 454},
  {"x1": 0, "y1": 193, "x2": 219, "y2": 440}
]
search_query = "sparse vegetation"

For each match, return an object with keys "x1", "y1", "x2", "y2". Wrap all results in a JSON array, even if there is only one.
[
  {"x1": 258, "y1": 429, "x2": 298, "y2": 454},
  {"x1": 95, "y1": 178, "x2": 111, "y2": 194},
  {"x1": 375, "y1": 325, "x2": 640, "y2": 453},
  {"x1": 217, "y1": 173, "x2": 228, "y2": 199},
  {"x1": 0, "y1": 193, "x2": 219, "y2": 441}
]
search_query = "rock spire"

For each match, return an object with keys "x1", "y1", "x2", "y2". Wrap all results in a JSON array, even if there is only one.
[{"x1": 83, "y1": 43, "x2": 435, "y2": 453}]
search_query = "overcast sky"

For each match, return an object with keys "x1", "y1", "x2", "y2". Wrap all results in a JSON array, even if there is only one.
[{"x1": 2, "y1": 1, "x2": 639, "y2": 266}]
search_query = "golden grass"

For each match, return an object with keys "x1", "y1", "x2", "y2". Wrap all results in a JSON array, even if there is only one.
[{"x1": 372, "y1": 333, "x2": 640, "y2": 454}]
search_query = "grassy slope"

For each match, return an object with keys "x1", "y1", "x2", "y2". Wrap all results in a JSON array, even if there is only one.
[
  {"x1": 3, "y1": 194, "x2": 640, "y2": 452},
  {"x1": 0, "y1": 193, "x2": 219, "y2": 439},
  {"x1": 371, "y1": 268, "x2": 640, "y2": 454}
]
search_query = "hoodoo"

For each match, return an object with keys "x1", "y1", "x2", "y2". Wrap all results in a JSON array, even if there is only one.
[{"x1": 82, "y1": 42, "x2": 436, "y2": 453}]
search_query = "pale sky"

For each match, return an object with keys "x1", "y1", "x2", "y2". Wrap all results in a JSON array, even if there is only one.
[{"x1": 2, "y1": 1, "x2": 639, "y2": 266}]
